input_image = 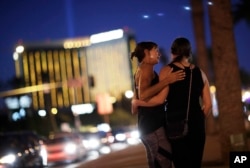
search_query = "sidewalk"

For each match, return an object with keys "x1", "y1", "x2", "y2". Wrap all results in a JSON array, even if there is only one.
[
  {"x1": 202, "y1": 134, "x2": 223, "y2": 166},
  {"x1": 79, "y1": 134, "x2": 229, "y2": 168}
]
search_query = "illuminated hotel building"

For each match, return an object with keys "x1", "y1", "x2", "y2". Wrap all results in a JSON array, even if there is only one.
[{"x1": 13, "y1": 29, "x2": 137, "y2": 110}]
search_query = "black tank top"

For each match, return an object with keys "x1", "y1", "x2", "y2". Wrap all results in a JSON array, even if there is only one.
[
  {"x1": 135, "y1": 71, "x2": 166, "y2": 136},
  {"x1": 166, "y1": 63, "x2": 205, "y2": 125}
]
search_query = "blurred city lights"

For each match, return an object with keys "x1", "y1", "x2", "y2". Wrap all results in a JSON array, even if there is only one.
[
  {"x1": 125, "y1": 90, "x2": 133, "y2": 99},
  {"x1": 19, "y1": 95, "x2": 32, "y2": 108},
  {"x1": 115, "y1": 133, "x2": 126, "y2": 142},
  {"x1": 97, "y1": 123, "x2": 111, "y2": 132},
  {"x1": 242, "y1": 91, "x2": 250, "y2": 102},
  {"x1": 13, "y1": 52, "x2": 19, "y2": 60},
  {"x1": 64, "y1": 143, "x2": 77, "y2": 154},
  {"x1": 71, "y1": 103, "x2": 95, "y2": 115},
  {"x1": 5, "y1": 97, "x2": 19, "y2": 109},
  {"x1": 210, "y1": 85, "x2": 216, "y2": 93},
  {"x1": 83, "y1": 138, "x2": 100, "y2": 149},
  {"x1": 0, "y1": 154, "x2": 16, "y2": 164},
  {"x1": 63, "y1": 38, "x2": 90, "y2": 49},
  {"x1": 96, "y1": 93, "x2": 113, "y2": 115},
  {"x1": 38, "y1": 110, "x2": 46, "y2": 117},
  {"x1": 51, "y1": 108, "x2": 58, "y2": 115},
  {"x1": 15, "y1": 45, "x2": 24, "y2": 53},
  {"x1": 12, "y1": 112, "x2": 20, "y2": 121},
  {"x1": 19, "y1": 108, "x2": 26, "y2": 117},
  {"x1": 90, "y1": 29, "x2": 123, "y2": 44},
  {"x1": 127, "y1": 130, "x2": 140, "y2": 145},
  {"x1": 11, "y1": 108, "x2": 27, "y2": 121},
  {"x1": 99, "y1": 146, "x2": 111, "y2": 154},
  {"x1": 209, "y1": 85, "x2": 219, "y2": 117}
]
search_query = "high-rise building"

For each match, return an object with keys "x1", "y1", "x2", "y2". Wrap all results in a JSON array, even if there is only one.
[{"x1": 12, "y1": 28, "x2": 137, "y2": 111}]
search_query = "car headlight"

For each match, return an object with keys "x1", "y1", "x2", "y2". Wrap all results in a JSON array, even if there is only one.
[
  {"x1": 88, "y1": 138, "x2": 101, "y2": 149},
  {"x1": 99, "y1": 146, "x2": 111, "y2": 154},
  {"x1": 0, "y1": 154, "x2": 16, "y2": 164},
  {"x1": 64, "y1": 143, "x2": 77, "y2": 154},
  {"x1": 115, "y1": 133, "x2": 126, "y2": 142},
  {"x1": 40, "y1": 145, "x2": 47, "y2": 166},
  {"x1": 83, "y1": 138, "x2": 101, "y2": 150}
]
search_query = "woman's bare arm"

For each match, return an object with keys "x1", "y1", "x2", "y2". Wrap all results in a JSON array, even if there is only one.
[
  {"x1": 132, "y1": 66, "x2": 172, "y2": 113},
  {"x1": 200, "y1": 69, "x2": 212, "y2": 117}
]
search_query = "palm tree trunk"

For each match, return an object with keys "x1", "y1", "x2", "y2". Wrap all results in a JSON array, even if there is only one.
[
  {"x1": 190, "y1": 0, "x2": 209, "y2": 77},
  {"x1": 190, "y1": 0, "x2": 218, "y2": 135},
  {"x1": 207, "y1": 0, "x2": 246, "y2": 165}
]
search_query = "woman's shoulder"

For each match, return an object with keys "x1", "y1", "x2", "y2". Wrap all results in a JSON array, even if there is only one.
[
  {"x1": 160, "y1": 64, "x2": 173, "y2": 74},
  {"x1": 191, "y1": 64, "x2": 200, "y2": 71},
  {"x1": 191, "y1": 65, "x2": 208, "y2": 83},
  {"x1": 191, "y1": 64, "x2": 202, "y2": 75}
]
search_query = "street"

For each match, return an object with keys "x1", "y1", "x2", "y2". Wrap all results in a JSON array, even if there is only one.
[
  {"x1": 76, "y1": 134, "x2": 235, "y2": 168},
  {"x1": 47, "y1": 142, "x2": 131, "y2": 168},
  {"x1": 44, "y1": 134, "x2": 249, "y2": 168}
]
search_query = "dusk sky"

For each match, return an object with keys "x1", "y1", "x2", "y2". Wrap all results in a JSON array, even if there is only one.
[{"x1": 0, "y1": 0, "x2": 249, "y2": 86}]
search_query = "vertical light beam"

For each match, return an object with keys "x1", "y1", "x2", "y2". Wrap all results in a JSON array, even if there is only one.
[{"x1": 64, "y1": 0, "x2": 74, "y2": 37}]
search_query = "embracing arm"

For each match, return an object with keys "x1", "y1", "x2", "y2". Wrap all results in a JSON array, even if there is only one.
[
  {"x1": 132, "y1": 66, "x2": 172, "y2": 110},
  {"x1": 132, "y1": 87, "x2": 169, "y2": 108},
  {"x1": 200, "y1": 69, "x2": 212, "y2": 118},
  {"x1": 139, "y1": 68, "x2": 185, "y2": 101}
]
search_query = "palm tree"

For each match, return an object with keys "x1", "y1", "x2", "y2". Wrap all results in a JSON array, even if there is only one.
[
  {"x1": 207, "y1": 0, "x2": 246, "y2": 165},
  {"x1": 190, "y1": 0, "x2": 209, "y2": 77},
  {"x1": 190, "y1": 0, "x2": 218, "y2": 135}
]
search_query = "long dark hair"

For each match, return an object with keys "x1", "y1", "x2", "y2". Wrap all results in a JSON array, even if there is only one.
[
  {"x1": 171, "y1": 37, "x2": 192, "y2": 63},
  {"x1": 131, "y1": 41, "x2": 158, "y2": 63}
]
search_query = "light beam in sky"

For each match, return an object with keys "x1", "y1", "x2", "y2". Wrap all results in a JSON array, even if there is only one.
[{"x1": 64, "y1": 0, "x2": 74, "y2": 37}]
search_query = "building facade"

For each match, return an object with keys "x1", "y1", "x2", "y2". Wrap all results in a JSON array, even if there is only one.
[{"x1": 13, "y1": 29, "x2": 137, "y2": 111}]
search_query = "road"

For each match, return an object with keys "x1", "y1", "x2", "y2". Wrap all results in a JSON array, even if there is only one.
[
  {"x1": 47, "y1": 142, "x2": 131, "y2": 168},
  {"x1": 77, "y1": 134, "x2": 231, "y2": 168},
  {"x1": 47, "y1": 134, "x2": 242, "y2": 168},
  {"x1": 79, "y1": 143, "x2": 147, "y2": 168}
]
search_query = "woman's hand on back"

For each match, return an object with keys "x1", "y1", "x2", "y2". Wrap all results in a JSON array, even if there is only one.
[{"x1": 161, "y1": 67, "x2": 185, "y2": 84}]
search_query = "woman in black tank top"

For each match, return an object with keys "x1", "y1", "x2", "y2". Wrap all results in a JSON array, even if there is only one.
[{"x1": 131, "y1": 41, "x2": 185, "y2": 168}]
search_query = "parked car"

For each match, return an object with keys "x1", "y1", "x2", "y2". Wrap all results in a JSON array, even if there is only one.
[
  {"x1": 0, "y1": 131, "x2": 47, "y2": 168},
  {"x1": 45, "y1": 132, "x2": 87, "y2": 165}
]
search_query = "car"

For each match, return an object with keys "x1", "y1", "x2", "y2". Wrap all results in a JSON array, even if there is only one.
[
  {"x1": 0, "y1": 131, "x2": 47, "y2": 168},
  {"x1": 45, "y1": 132, "x2": 87, "y2": 165},
  {"x1": 111, "y1": 127, "x2": 140, "y2": 145},
  {"x1": 81, "y1": 131, "x2": 112, "y2": 156}
]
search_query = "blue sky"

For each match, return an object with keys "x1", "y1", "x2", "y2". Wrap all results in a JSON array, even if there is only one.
[{"x1": 0, "y1": 0, "x2": 249, "y2": 84}]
